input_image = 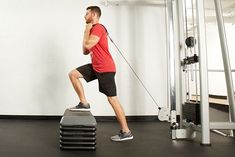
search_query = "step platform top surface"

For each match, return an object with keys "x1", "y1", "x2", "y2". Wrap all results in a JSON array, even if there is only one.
[
  {"x1": 63, "y1": 109, "x2": 93, "y2": 116},
  {"x1": 60, "y1": 109, "x2": 97, "y2": 126}
]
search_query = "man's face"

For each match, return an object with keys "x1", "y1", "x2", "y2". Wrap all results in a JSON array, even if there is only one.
[{"x1": 84, "y1": 9, "x2": 93, "y2": 24}]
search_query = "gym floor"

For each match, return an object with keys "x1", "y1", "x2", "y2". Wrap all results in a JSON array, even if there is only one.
[{"x1": 0, "y1": 118, "x2": 235, "y2": 157}]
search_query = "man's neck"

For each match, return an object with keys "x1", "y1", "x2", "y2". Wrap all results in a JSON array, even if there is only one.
[{"x1": 92, "y1": 19, "x2": 99, "y2": 25}]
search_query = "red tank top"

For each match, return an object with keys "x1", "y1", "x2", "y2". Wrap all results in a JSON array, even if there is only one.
[{"x1": 89, "y1": 24, "x2": 116, "y2": 73}]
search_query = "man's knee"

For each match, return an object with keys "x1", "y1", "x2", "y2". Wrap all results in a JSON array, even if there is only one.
[
  {"x1": 69, "y1": 69, "x2": 83, "y2": 79},
  {"x1": 107, "y1": 96, "x2": 117, "y2": 104}
]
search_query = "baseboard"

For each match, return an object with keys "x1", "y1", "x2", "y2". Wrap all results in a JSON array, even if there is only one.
[
  {"x1": 0, "y1": 115, "x2": 62, "y2": 120},
  {"x1": 95, "y1": 116, "x2": 159, "y2": 122},
  {"x1": 190, "y1": 99, "x2": 229, "y2": 113},
  {"x1": 209, "y1": 103, "x2": 229, "y2": 112},
  {"x1": 0, "y1": 115, "x2": 160, "y2": 122},
  {"x1": 209, "y1": 94, "x2": 227, "y2": 100}
]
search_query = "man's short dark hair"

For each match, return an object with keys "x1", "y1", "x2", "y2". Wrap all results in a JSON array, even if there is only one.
[{"x1": 87, "y1": 6, "x2": 101, "y2": 18}]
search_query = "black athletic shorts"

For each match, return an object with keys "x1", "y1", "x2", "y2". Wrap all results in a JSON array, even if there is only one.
[{"x1": 76, "y1": 64, "x2": 117, "y2": 97}]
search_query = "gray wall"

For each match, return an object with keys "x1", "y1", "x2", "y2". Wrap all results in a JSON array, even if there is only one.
[
  {"x1": 1, "y1": 0, "x2": 233, "y2": 116},
  {"x1": 190, "y1": 23, "x2": 235, "y2": 96},
  {"x1": 0, "y1": 0, "x2": 167, "y2": 115}
]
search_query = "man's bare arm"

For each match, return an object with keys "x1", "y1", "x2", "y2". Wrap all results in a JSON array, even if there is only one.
[
  {"x1": 83, "y1": 46, "x2": 90, "y2": 55},
  {"x1": 82, "y1": 23, "x2": 100, "y2": 55}
]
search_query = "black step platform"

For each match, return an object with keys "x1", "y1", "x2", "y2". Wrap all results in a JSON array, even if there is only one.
[{"x1": 60, "y1": 109, "x2": 97, "y2": 150}]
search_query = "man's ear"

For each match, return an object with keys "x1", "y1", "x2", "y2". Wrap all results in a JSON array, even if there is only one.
[{"x1": 91, "y1": 12, "x2": 96, "y2": 18}]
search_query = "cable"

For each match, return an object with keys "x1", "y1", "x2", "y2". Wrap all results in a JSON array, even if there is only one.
[{"x1": 107, "y1": 34, "x2": 161, "y2": 110}]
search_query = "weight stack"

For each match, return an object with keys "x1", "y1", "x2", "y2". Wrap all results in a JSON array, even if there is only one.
[
  {"x1": 60, "y1": 109, "x2": 97, "y2": 150},
  {"x1": 182, "y1": 102, "x2": 201, "y2": 125}
]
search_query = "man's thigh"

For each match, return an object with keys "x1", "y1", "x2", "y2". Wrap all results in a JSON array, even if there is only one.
[{"x1": 76, "y1": 64, "x2": 97, "y2": 82}]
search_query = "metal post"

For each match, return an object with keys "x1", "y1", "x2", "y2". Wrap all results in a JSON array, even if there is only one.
[
  {"x1": 214, "y1": 0, "x2": 235, "y2": 136},
  {"x1": 165, "y1": 0, "x2": 171, "y2": 111},
  {"x1": 177, "y1": 0, "x2": 186, "y2": 128},
  {"x1": 166, "y1": 0, "x2": 176, "y2": 111},
  {"x1": 166, "y1": 0, "x2": 177, "y2": 138},
  {"x1": 195, "y1": 0, "x2": 211, "y2": 145}
]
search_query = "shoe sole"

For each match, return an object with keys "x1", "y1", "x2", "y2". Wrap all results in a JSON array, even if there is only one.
[
  {"x1": 111, "y1": 136, "x2": 134, "y2": 142},
  {"x1": 69, "y1": 108, "x2": 91, "y2": 112}
]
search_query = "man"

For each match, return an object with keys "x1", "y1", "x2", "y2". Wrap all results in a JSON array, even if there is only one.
[{"x1": 68, "y1": 6, "x2": 133, "y2": 142}]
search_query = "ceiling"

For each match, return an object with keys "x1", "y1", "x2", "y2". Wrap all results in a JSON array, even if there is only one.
[
  {"x1": 205, "y1": 0, "x2": 235, "y2": 10},
  {"x1": 101, "y1": 0, "x2": 235, "y2": 8},
  {"x1": 204, "y1": 0, "x2": 235, "y2": 23},
  {"x1": 100, "y1": 0, "x2": 235, "y2": 23}
]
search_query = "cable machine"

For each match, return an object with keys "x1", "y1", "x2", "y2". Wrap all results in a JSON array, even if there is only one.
[
  {"x1": 162, "y1": 0, "x2": 235, "y2": 145},
  {"x1": 101, "y1": 0, "x2": 235, "y2": 145}
]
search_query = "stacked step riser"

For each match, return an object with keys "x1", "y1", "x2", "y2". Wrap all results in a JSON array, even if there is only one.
[{"x1": 60, "y1": 109, "x2": 97, "y2": 150}]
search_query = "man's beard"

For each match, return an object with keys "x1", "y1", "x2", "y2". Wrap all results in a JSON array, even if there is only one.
[{"x1": 86, "y1": 18, "x2": 92, "y2": 24}]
